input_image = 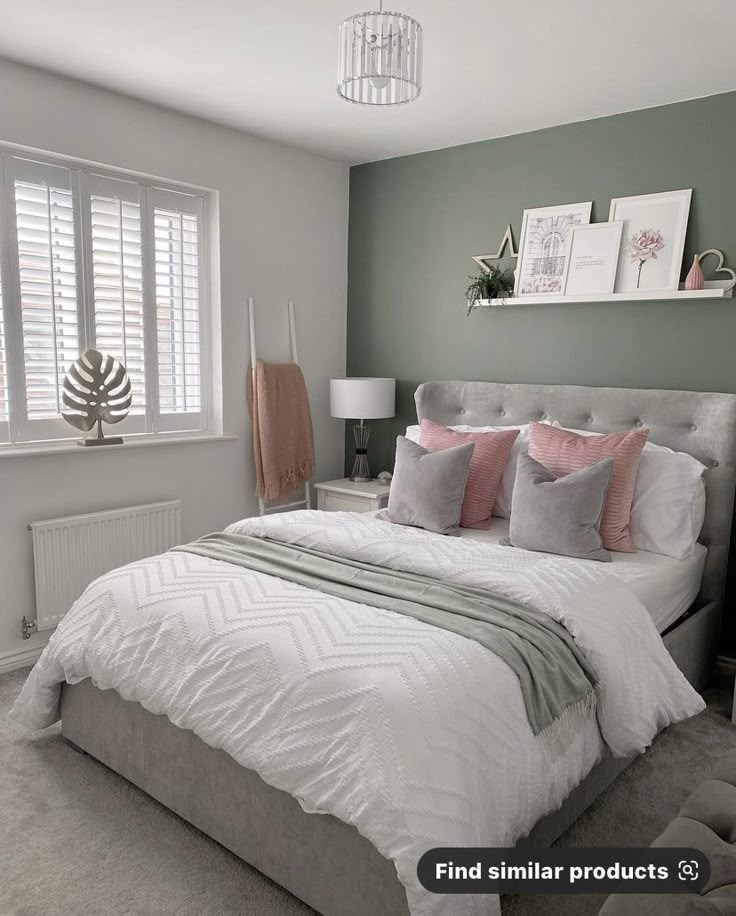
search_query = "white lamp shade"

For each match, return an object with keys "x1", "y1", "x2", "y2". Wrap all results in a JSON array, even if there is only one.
[{"x1": 330, "y1": 378, "x2": 395, "y2": 420}]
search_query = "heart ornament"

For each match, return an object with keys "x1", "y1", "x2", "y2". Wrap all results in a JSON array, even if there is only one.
[{"x1": 697, "y1": 248, "x2": 736, "y2": 293}]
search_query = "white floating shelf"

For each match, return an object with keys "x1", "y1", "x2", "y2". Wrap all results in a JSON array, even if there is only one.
[{"x1": 471, "y1": 282, "x2": 733, "y2": 308}]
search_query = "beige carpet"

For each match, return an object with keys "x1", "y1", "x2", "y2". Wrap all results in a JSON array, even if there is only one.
[{"x1": 2, "y1": 667, "x2": 734, "y2": 916}]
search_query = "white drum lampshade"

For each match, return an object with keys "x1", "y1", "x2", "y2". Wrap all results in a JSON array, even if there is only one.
[
  {"x1": 330, "y1": 378, "x2": 396, "y2": 482},
  {"x1": 330, "y1": 377, "x2": 395, "y2": 420}
]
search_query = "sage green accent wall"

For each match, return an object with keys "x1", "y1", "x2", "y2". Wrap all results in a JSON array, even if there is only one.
[{"x1": 347, "y1": 90, "x2": 736, "y2": 654}]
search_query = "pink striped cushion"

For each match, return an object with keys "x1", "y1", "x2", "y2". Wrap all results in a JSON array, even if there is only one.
[
  {"x1": 528, "y1": 422, "x2": 649, "y2": 552},
  {"x1": 419, "y1": 419, "x2": 519, "y2": 529}
]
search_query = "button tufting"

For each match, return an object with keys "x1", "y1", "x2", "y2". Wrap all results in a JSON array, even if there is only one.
[
  {"x1": 500, "y1": 409, "x2": 506, "y2": 417},
  {"x1": 459, "y1": 407, "x2": 466, "y2": 415},
  {"x1": 712, "y1": 459, "x2": 720, "y2": 468},
  {"x1": 635, "y1": 420, "x2": 643, "y2": 427},
  {"x1": 540, "y1": 413, "x2": 547, "y2": 420},
  {"x1": 587, "y1": 417, "x2": 593, "y2": 424},
  {"x1": 690, "y1": 425, "x2": 697, "y2": 432}
]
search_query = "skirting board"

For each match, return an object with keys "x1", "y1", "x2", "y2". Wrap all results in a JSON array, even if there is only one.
[{"x1": 0, "y1": 642, "x2": 45, "y2": 675}]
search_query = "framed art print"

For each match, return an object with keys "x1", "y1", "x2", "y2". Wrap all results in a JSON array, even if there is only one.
[
  {"x1": 514, "y1": 201, "x2": 592, "y2": 296},
  {"x1": 609, "y1": 189, "x2": 692, "y2": 292},
  {"x1": 562, "y1": 221, "x2": 623, "y2": 296}
]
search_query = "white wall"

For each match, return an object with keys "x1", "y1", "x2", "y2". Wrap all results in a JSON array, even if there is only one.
[{"x1": 0, "y1": 59, "x2": 349, "y2": 668}]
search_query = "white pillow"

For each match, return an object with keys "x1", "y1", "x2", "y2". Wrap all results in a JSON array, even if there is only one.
[
  {"x1": 550, "y1": 422, "x2": 707, "y2": 559},
  {"x1": 404, "y1": 423, "x2": 527, "y2": 519},
  {"x1": 629, "y1": 452, "x2": 706, "y2": 559}
]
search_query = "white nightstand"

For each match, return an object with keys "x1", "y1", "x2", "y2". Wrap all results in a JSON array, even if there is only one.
[{"x1": 315, "y1": 478, "x2": 391, "y2": 514}]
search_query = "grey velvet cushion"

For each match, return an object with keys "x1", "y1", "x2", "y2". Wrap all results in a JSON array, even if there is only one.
[
  {"x1": 387, "y1": 436, "x2": 474, "y2": 536},
  {"x1": 505, "y1": 452, "x2": 613, "y2": 561}
]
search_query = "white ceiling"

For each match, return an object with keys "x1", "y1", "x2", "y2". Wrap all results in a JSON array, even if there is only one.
[{"x1": 1, "y1": 0, "x2": 735, "y2": 164}]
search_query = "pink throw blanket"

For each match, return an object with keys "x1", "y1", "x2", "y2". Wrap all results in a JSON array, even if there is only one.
[{"x1": 247, "y1": 359, "x2": 315, "y2": 503}]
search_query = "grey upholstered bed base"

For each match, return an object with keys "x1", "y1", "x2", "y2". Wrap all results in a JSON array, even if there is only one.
[
  {"x1": 60, "y1": 381, "x2": 736, "y2": 916},
  {"x1": 61, "y1": 600, "x2": 721, "y2": 916}
]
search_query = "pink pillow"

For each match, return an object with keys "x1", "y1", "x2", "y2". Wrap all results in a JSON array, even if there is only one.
[
  {"x1": 528, "y1": 422, "x2": 649, "y2": 552},
  {"x1": 419, "y1": 419, "x2": 519, "y2": 529}
]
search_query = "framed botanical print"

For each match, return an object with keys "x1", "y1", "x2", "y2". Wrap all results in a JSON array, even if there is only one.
[
  {"x1": 562, "y1": 221, "x2": 623, "y2": 296},
  {"x1": 608, "y1": 189, "x2": 692, "y2": 292},
  {"x1": 514, "y1": 201, "x2": 592, "y2": 296}
]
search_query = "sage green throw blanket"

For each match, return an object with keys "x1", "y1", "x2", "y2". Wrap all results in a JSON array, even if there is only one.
[{"x1": 174, "y1": 532, "x2": 598, "y2": 739}]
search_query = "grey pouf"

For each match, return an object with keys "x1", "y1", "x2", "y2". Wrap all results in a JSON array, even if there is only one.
[{"x1": 599, "y1": 747, "x2": 736, "y2": 915}]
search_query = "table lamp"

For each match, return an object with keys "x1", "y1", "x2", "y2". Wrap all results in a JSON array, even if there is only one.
[{"x1": 330, "y1": 377, "x2": 396, "y2": 482}]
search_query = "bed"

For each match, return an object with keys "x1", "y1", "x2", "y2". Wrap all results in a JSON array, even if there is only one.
[{"x1": 12, "y1": 381, "x2": 736, "y2": 916}]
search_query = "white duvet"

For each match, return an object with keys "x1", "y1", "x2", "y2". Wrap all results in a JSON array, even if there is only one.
[{"x1": 12, "y1": 511, "x2": 704, "y2": 916}]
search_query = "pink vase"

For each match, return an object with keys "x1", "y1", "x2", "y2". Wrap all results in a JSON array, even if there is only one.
[{"x1": 684, "y1": 255, "x2": 705, "y2": 291}]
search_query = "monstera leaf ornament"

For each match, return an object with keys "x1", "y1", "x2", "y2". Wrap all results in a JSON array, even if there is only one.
[{"x1": 62, "y1": 349, "x2": 132, "y2": 446}]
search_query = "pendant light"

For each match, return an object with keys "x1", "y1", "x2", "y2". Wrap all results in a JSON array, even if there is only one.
[{"x1": 337, "y1": 1, "x2": 423, "y2": 106}]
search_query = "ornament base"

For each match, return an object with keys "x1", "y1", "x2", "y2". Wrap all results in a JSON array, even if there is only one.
[{"x1": 77, "y1": 436, "x2": 124, "y2": 447}]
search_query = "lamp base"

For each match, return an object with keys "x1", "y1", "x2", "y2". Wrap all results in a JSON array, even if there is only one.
[{"x1": 349, "y1": 422, "x2": 372, "y2": 482}]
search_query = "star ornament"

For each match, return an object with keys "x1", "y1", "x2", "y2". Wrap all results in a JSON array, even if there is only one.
[{"x1": 472, "y1": 223, "x2": 518, "y2": 274}]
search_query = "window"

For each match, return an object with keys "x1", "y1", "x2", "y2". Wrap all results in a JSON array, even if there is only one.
[{"x1": 0, "y1": 150, "x2": 211, "y2": 446}]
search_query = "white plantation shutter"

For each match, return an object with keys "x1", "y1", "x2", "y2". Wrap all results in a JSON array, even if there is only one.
[
  {"x1": 91, "y1": 197, "x2": 144, "y2": 406},
  {"x1": 150, "y1": 189, "x2": 205, "y2": 431},
  {"x1": 10, "y1": 160, "x2": 83, "y2": 438},
  {"x1": 82, "y1": 175, "x2": 146, "y2": 432},
  {"x1": 0, "y1": 150, "x2": 210, "y2": 447}
]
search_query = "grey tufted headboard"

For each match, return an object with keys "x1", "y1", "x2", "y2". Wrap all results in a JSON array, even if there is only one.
[{"x1": 415, "y1": 381, "x2": 736, "y2": 606}]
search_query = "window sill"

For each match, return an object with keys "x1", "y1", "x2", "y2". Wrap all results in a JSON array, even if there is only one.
[{"x1": 0, "y1": 432, "x2": 238, "y2": 458}]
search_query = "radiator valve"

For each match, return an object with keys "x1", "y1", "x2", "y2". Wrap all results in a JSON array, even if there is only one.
[{"x1": 21, "y1": 616, "x2": 37, "y2": 640}]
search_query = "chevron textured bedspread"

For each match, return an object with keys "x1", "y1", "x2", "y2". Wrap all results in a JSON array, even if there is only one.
[
  {"x1": 175, "y1": 530, "x2": 600, "y2": 740},
  {"x1": 12, "y1": 511, "x2": 704, "y2": 916}
]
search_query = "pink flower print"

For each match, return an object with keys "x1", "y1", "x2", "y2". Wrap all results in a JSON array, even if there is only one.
[
  {"x1": 629, "y1": 229, "x2": 665, "y2": 262},
  {"x1": 628, "y1": 229, "x2": 665, "y2": 289}
]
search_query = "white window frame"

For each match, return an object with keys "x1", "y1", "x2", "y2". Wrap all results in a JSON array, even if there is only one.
[{"x1": 0, "y1": 142, "x2": 217, "y2": 449}]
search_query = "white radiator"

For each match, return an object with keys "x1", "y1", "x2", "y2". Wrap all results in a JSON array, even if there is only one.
[{"x1": 30, "y1": 500, "x2": 183, "y2": 631}]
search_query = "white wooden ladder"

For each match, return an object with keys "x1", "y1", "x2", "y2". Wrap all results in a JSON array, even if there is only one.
[{"x1": 247, "y1": 296, "x2": 311, "y2": 516}]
